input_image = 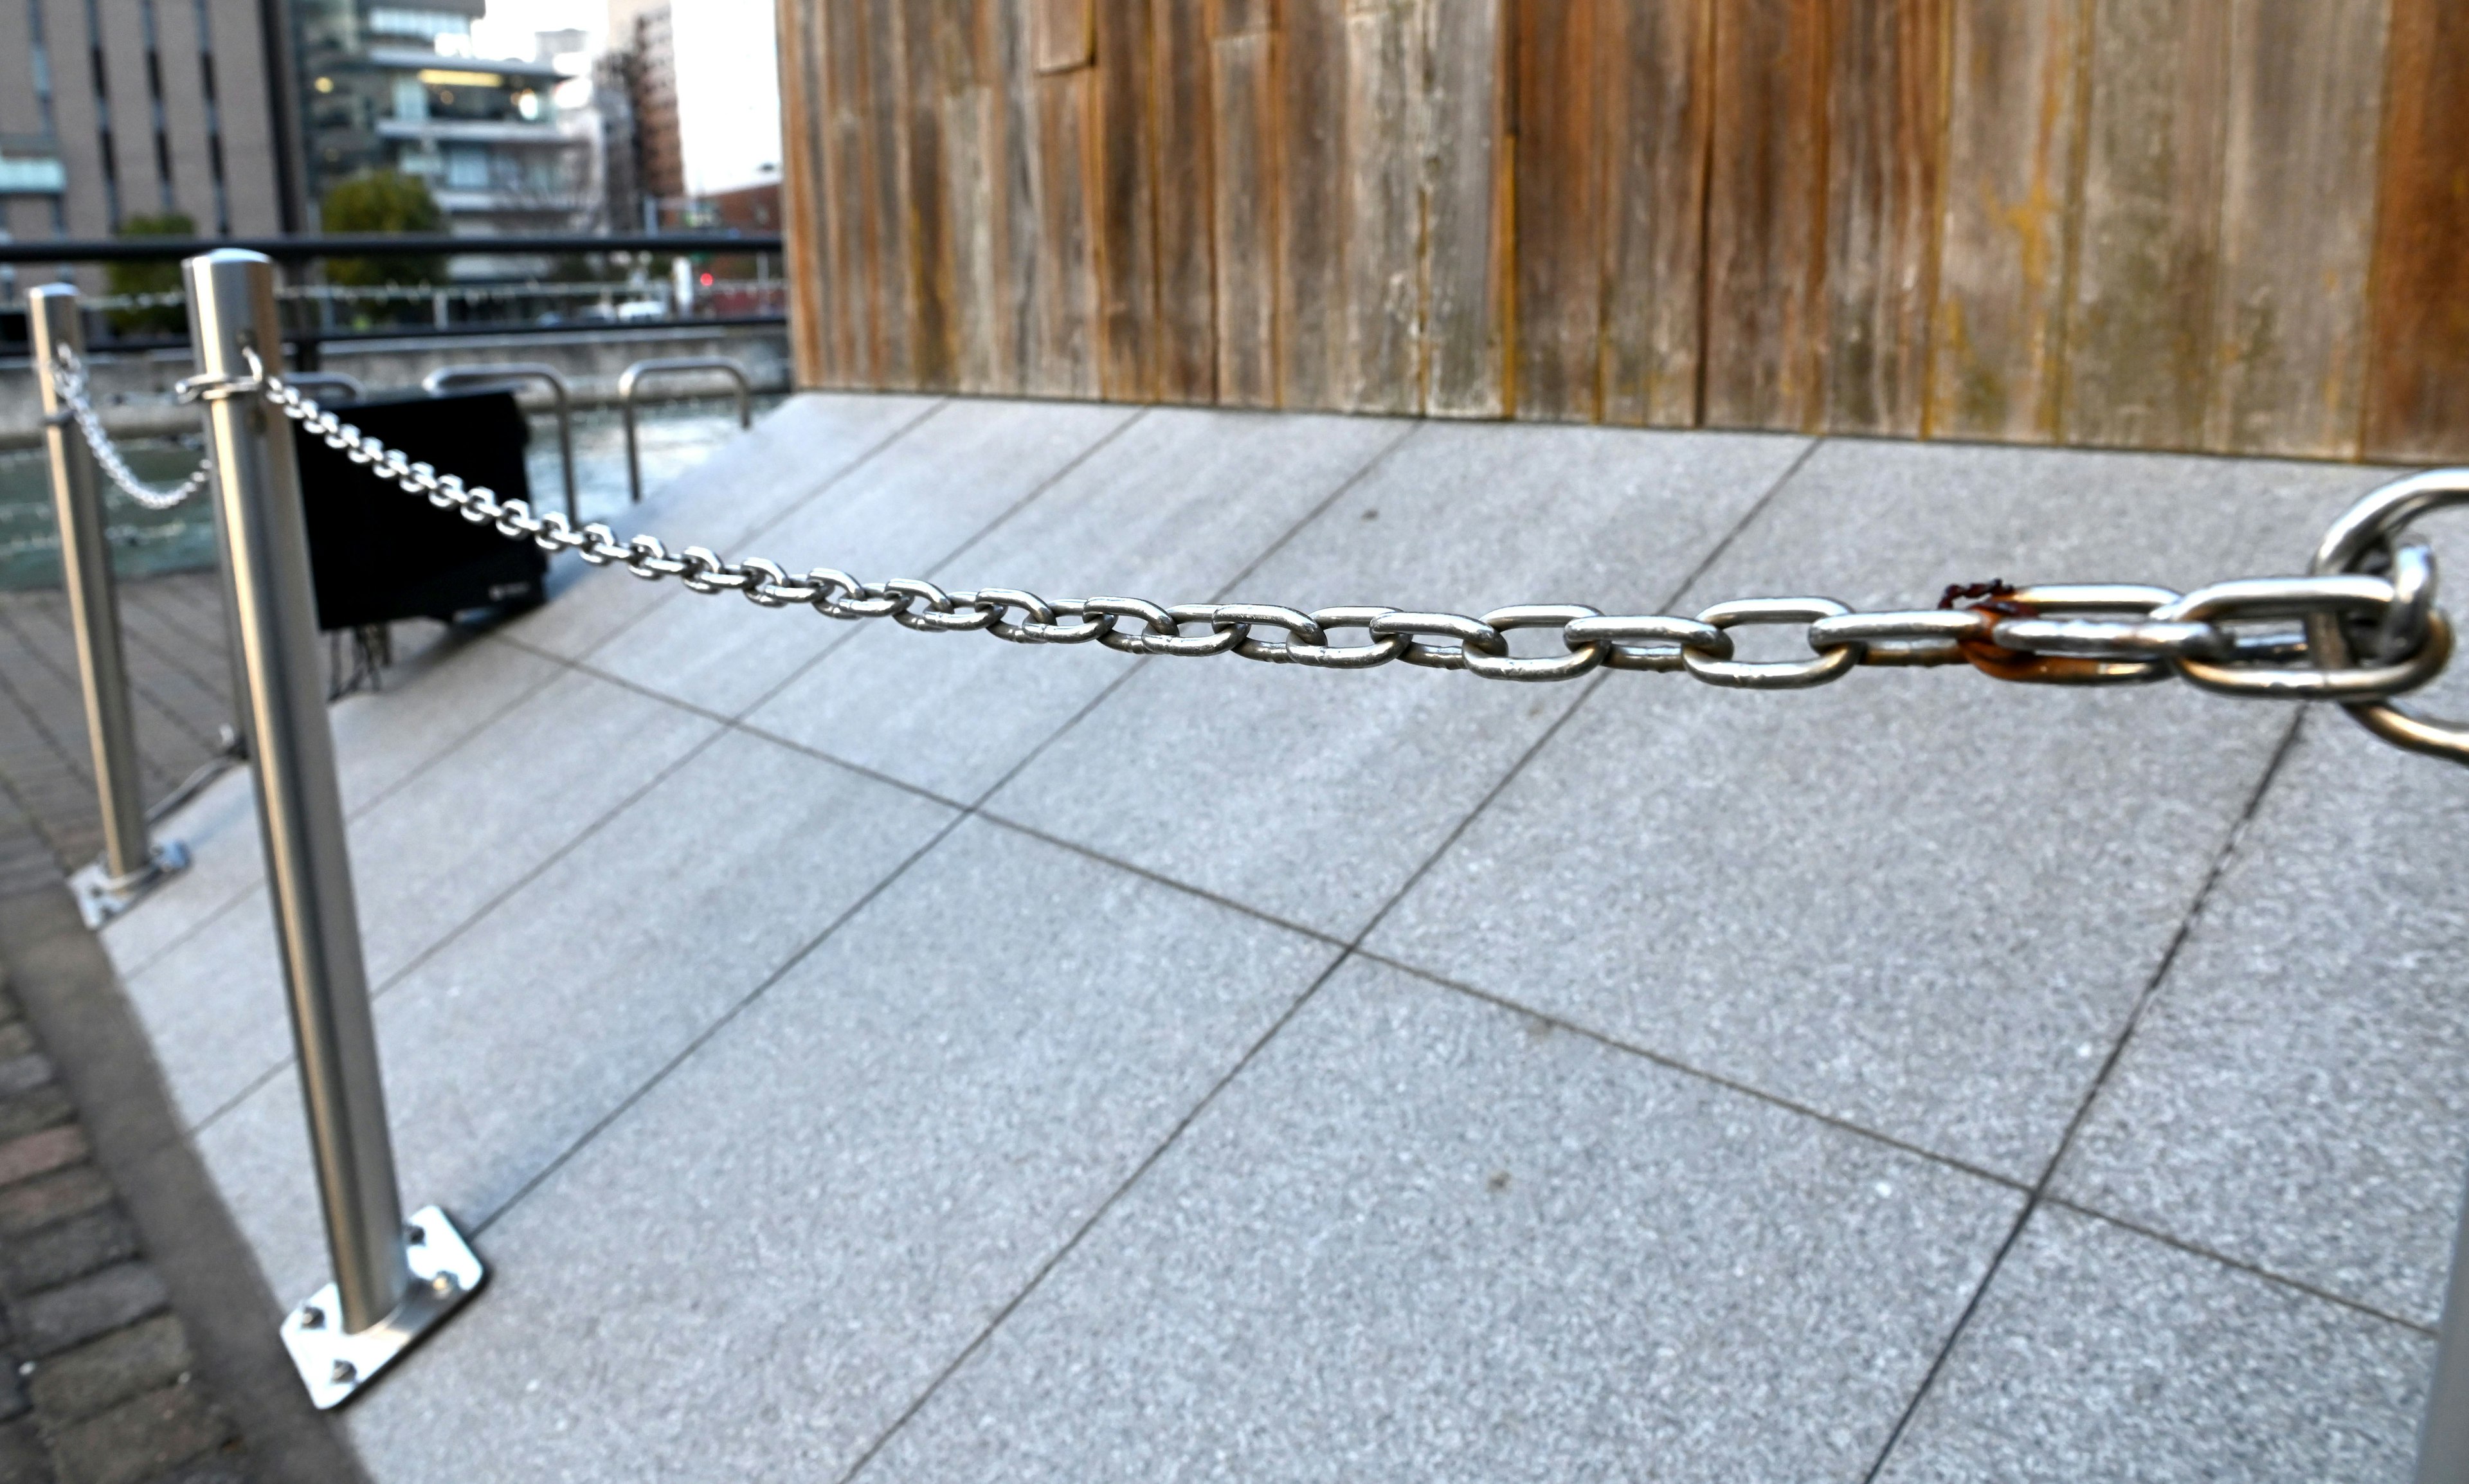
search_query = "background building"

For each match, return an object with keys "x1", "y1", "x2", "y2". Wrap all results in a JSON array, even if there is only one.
[
  {"x1": 0, "y1": 0, "x2": 296, "y2": 246},
  {"x1": 291, "y1": 0, "x2": 597, "y2": 242},
  {"x1": 599, "y1": 0, "x2": 679, "y2": 230}
]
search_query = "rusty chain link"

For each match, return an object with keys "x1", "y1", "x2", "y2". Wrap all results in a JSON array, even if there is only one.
[{"x1": 200, "y1": 352, "x2": 2469, "y2": 762}]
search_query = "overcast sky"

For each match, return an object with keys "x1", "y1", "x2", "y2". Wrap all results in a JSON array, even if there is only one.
[{"x1": 472, "y1": 0, "x2": 782, "y2": 197}]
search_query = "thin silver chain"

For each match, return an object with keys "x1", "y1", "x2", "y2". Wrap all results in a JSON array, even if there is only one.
[
  {"x1": 202, "y1": 352, "x2": 2452, "y2": 707},
  {"x1": 49, "y1": 348, "x2": 213, "y2": 510}
]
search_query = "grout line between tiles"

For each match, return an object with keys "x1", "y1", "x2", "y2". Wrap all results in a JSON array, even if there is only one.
[
  {"x1": 1856, "y1": 705, "x2": 2313, "y2": 1483},
  {"x1": 557, "y1": 397, "x2": 954, "y2": 663},
  {"x1": 830, "y1": 431, "x2": 1836, "y2": 1483}
]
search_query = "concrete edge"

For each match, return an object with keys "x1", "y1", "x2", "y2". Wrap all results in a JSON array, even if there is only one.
[{"x1": 0, "y1": 885, "x2": 369, "y2": 1484}]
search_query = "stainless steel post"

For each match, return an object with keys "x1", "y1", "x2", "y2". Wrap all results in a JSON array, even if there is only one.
[
  {"x1": 183, "y1": 249, "x2": 481, "y2": 1409},
  {"x1": 2419, "y1": 1178, "x2": 2469, "y2": 1482},
  {"x1": 29, "y1": 286, "x2": 189, "y2": 926}
]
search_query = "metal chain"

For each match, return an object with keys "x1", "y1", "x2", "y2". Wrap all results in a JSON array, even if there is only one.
[
  {"x1": 49, "y1": 348, "x2": 213, "y2": 509},
  {"x1": 212, "y1": 352, "x2": 2459, "y2": 717}
]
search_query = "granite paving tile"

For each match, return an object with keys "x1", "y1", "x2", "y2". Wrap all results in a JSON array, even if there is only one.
[
  {"x1": 192, "y1": 727, "x2": 957, "y2": 1306},
  {"x1": 122, "y1": 665, "x2": 719, "y2": 1127},
  {"x1": 505, "y1": 392, "x2": 944, "y2": 661},
  {"x1": 986, "y1": 423, "x2": 1812, "y2": 939},
  {"x1": 1366, "y1": 440, "x2": 2398, "y2": 1180},
  {"x1": 332, "y1": 816, "x2": 1339, "y2": 1483},
  {"x1": 861, "y1": 957, "x2": 2021, "y2": 1484},
  {"x1": 1874, "y1": 1205, "x2": 2428, "y2": 1483},
  {"x1": 748, "y1": 408, "x2": 1409, "y2": 802},
  {"x1": 590, "y1": 398, "x2": 1140, "y2": 718},
  {"x1": 2054, "y1": 625, "x2": 2469, "y2": 1325},
  {"x1": 100, "y1": 635, "x2": 563, "y2": 980}
]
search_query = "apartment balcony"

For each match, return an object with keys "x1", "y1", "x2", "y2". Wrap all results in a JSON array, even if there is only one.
[{"x1": 377, "y1": 116, "x2": 574, "y2": 147}]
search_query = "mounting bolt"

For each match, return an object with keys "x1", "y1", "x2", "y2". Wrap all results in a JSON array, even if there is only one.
[
  {"x1": 298, "y1": 1305, "x2": 326, "y2": 1330},
  {"x1": 430, "y1": 1271, "x2": 459, "y2": 1297},
  {"x1": 330, "y1": 1360, "x2": 357, "y2": 1385}
]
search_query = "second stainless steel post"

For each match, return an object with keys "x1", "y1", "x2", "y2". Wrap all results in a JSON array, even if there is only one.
[
  {"x1": 2419, "y1": 1179, "x2": 2469, "y2": 1483},
  {"x1": 183, "y1": 249, "x2": 412, "y2": 1334},
  {"x1": 30, "y1": 287, "x2": 157, "y2": 889}
]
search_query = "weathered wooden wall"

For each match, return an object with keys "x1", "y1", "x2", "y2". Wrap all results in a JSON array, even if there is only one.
[{"x1": 775, "y1": 0, "x2": 2469, "y2": 461}]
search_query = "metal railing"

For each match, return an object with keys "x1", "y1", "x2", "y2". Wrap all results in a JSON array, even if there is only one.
[
  {"x1": 616, "y1": 355, "x2": 750, "y2": 503},
  {"x1": 421, "y1": 363, "x2": 576, "y2": 522},
  {"x1": 2, "y1": 232, "x2": 786, "y2": 368},
  {"x1": 35, "y1": 248, "x2": 2469, "y2": 1479}
]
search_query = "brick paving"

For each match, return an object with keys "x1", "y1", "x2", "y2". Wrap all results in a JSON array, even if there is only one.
[{"x1": 0, "y1": 966, "x2": 249, "y2": 1483}]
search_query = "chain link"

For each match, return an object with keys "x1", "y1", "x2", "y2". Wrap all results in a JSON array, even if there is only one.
[
  {"x1": 224, "y1": 353, "x2": 2459, "y2": 719},
  {"x1": 48, "y1": 348, "x2": 214, "y2": 510}
]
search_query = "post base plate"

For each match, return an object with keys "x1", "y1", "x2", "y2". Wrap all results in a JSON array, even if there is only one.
[
  {"x1": 280, "y1": 1204, "x2": 484, "y2": 1409},
  {"x1": 69, "y1": 840, "x2": 190, "y2": 930}
]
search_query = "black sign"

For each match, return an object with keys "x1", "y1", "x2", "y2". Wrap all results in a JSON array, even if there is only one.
[{"x1": 291, "y1": 388, "x2": 548, "y2": 631}]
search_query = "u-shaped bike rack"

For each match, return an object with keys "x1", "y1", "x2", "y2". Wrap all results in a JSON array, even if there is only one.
[
  {"x1": 616, "y1": 356, "x2": 750, "y2": 504},
  {"x1": 421, "y1": 363, "x2": 577, "y2": 523}
]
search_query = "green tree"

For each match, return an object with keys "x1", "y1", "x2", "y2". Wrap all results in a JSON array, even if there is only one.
[
  {"x1": 104, "y1": 212, "x2": 194, "y2": 337},
  {"x1": 320, "y1": 170, "x2": 446, "y2": 289}
]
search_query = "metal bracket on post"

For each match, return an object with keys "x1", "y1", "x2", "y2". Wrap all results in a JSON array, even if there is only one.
[
  {"x1": 28, "y1": 285, "x2": 190, "y2": 928},
  {"x1": 183, "y1": 249, "x2": 482, "y2": 1408}
]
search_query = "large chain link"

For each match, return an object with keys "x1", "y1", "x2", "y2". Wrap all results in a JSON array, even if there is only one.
[
  {"x1": 211, "y1": 352, "x2": 2463, "y2": 737},
  {"x1": 48, "y1": 348, "x2": 214, "y2": 510}
]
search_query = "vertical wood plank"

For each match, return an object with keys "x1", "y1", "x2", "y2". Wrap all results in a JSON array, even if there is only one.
[
  {"x1": 1599, "y1": 0, "x2": 1714, "y2": 428},
  {"x1": 1211, "y1": 0, "x2": 1280, "y2": 406},
  {"x1": 902, "y1": 0, "x2": 959, "y2": 389},
  {"x1": 1926, "y1": 0, "x2": 2090, "y2": 441},
  {"x1": 990, "y1": 0, "x2": 1045, "y2": 391},
  {"x1": 1701, "y1": 0, "x2": 1833, "y2": 430},
  {"x1": 1033, "y1": 68, "x2": 1104, "y2": 396},
  {"x1": 936, "y1": 1, "x2": 1005, "y2": 393},
  {"x1": 1092, "y1": 0, "x2": 1160, "y2": 397},
  {"x1": 1280, "y1": 0, "x2": 1346, "y2": 406},
  {"x1": 777, "y1": 0, "x2": 833, "y2": 386},
  {"x1": 2064, "y1": 0, "x2": 2231, "y2": 450},
  {"x1": 1822, "y1": 0, "x2": 1947, "y2": 437},
  {"x1": 1512, "y1": 0, "x2": 1607, "y2": 421},
  {"x1": 1422, "y1": 0, "x2": 1511, "y2": 416},
  {"x1": 2365, "y1": 0, "x2": 2469, "y2": 462},
  {"x1": 1036, "y1": 0, "x2": 1096, "y2": 70},
  {"x1": 862, "y1": 0, "x2": 919, "y2": 385},
  {"x1": 2206, "y1": 0, "x2": 2387, "y2": 457},
  {"x1": 1339, "y1": 0, "x2": 1424, "y2": 413},
  {"x1": 1152, "y1": 0, "x2": 1218, "y2": 401},
  {"x1": 820, "y1": 0, "x2": 880, "y2": 384}
]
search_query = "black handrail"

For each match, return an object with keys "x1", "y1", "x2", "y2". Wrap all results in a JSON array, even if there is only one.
[
  {"x1": 0, "y1": 233, "x2": 782, "y2": 265},
  {"x1": 5, "y1": 313, "x2": 789, "y2": 357}
]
